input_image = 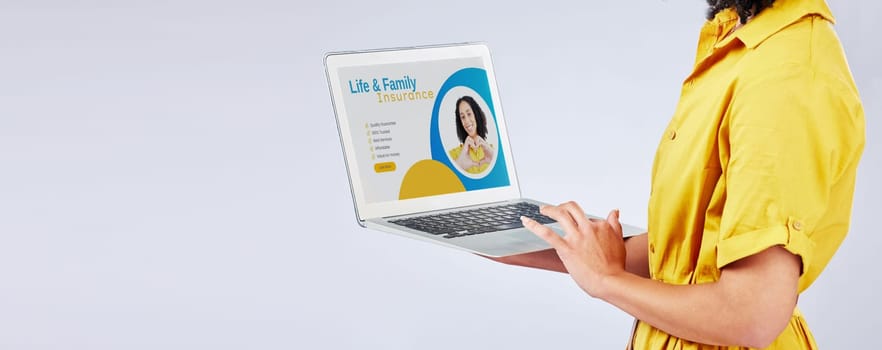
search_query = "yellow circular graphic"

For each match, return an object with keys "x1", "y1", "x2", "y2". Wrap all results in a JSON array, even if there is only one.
[{"x1": 399, "y1": 160, "x2": 466, "y2": 200}]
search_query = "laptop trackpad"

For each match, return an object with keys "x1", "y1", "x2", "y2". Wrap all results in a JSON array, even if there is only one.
[{"x1": 474, "y1": 228, "x2": 556, "y2": 257}]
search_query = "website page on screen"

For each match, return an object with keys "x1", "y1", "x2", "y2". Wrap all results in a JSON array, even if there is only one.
[{"x1": 338, "y1": 57, "x2": 511, "y2": 205}]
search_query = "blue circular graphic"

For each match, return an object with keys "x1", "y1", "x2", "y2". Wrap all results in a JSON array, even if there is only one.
[{"x1": 430, "y1": 68, "x2": 510, "y2": 191}]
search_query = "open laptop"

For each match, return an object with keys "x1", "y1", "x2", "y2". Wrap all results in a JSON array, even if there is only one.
[{"x1": 325, "y1": 43, "x2": 642, "y2": 257}]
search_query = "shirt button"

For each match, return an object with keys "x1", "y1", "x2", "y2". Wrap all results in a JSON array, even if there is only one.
[
  {"x1": 669, "y1": 130, "x2": 677, "y2": 141},
  {"x1": 649, "y1": 243, "x2": 656, "y2": 254},
  {"x1": 792, "y1": 221, "x2": 803, "y2": 231}
]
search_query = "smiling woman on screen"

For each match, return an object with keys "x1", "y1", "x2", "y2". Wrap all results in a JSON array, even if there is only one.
[{"x1": 449, "y1": 95, "x2": 495, "y2": 175}]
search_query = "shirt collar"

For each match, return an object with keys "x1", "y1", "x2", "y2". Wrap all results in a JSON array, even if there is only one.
[{"x1": 717, "y1": 0, "x2": 836, "y2": 49}]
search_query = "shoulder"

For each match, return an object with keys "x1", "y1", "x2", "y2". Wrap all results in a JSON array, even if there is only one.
[{"x1": 739, "y1": 15, "x2": 856, "y2": 95}]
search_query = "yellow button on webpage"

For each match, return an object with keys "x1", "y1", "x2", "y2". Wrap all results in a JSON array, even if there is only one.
[{"x1": 374, "y1": 162, "x2": 396, "y2": 173}]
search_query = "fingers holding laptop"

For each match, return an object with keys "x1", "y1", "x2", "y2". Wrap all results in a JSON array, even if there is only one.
[
  {"x1": 478, "y1": 248, "x2": 567, "y2": 273},
  {"x1": 521, "y1": 202, "x2": 627, "y2": 298}
]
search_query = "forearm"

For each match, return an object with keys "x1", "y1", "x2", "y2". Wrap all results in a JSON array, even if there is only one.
[
  {"x1": 490, "y1": 233, "x2": 648, "y2": 275},
  {"x1": 491, "y1": 249, "x2": 567, "y2": 273},
  {"x1": 596, "y1": 246, "x2": 800, "y2": 348},
  {"x1": 600, "y1": 273, "x2": 746, "y2": 346},
  {"x1": 519, "y1": 203, "x2": 799, "y2": 347}
]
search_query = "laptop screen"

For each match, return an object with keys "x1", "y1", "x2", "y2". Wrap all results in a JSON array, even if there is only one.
[{"x1": 326, "y1": 44, "x2": 520, "y2": 220}]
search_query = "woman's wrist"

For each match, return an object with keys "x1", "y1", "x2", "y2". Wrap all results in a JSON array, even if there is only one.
[{"x1": 592, "y1": 268, "x2": 633, "y2": 302}]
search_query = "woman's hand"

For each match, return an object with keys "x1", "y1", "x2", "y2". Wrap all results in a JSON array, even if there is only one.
[
  {"x1": 521, "y1": 202, "x2": 626, "y2": 298},
  {"x1": 476, "y1": 137, "x2": 494, "y2": 164},
  {"x1": 516, "y1": 202, "x2": 800, "y2": 347},
  {"x1": 463, "y1": 136, "x2": 478, "y2": 152},
  {"x1": 456, "y1": 140, "x2": 477, "y2": 169}
]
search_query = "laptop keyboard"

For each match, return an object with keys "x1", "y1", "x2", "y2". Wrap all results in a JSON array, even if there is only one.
[{"x1": 389, "y1": 202, "x2": 556, "y2": 239}]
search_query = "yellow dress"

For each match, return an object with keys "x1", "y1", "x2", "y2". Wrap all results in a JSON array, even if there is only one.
[
  {"x1": 633, "y1": 0, "x2": 865, "y2": 348},
  {"x1": 448, "y1": 143, "x2": 492, "y2": 174}
]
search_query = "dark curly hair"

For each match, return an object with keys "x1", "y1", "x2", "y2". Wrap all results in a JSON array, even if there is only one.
[
  {"x1": 707, "y1": 0, "x2": 777, "y2": 24},
  {"x1": 454, "y1": 95, "x2": 488, "y2": 144}
]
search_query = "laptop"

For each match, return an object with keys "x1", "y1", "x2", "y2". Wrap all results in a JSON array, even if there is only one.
[{"x1": 325, "y1": 43, "x2": 642, "y2": 257}]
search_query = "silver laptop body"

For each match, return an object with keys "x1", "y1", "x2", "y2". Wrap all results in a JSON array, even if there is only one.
[{"x1": 325, "y1": 43, "x2": 641, "y2": 257}]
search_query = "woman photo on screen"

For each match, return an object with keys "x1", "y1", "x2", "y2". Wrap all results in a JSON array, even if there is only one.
[{"x1": 449, "y1": 95, "x2": 494, "y2": 174}]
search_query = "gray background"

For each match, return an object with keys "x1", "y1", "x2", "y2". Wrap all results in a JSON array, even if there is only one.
[{"x1": 0, "y1": 0, "x2": 878, "y2": 349}]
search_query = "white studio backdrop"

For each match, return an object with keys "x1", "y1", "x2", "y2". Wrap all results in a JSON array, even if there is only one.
[{"x1": 0, "y1": 0, "x2": 879, "y2": 349}]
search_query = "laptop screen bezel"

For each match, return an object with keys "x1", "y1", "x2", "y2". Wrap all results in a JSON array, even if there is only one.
[{"x1": 325, "y1": 43, "x2": 522, "y2": 221}]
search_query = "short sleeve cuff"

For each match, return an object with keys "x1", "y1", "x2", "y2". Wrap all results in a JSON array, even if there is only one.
[{"x1": 717, "y1": 216, "x2": 815, "y2": 277}]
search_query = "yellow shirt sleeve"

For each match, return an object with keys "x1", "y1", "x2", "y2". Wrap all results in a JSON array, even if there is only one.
[{"x1": 716, "y1": 66, "x2": 864, "y2": 292}]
